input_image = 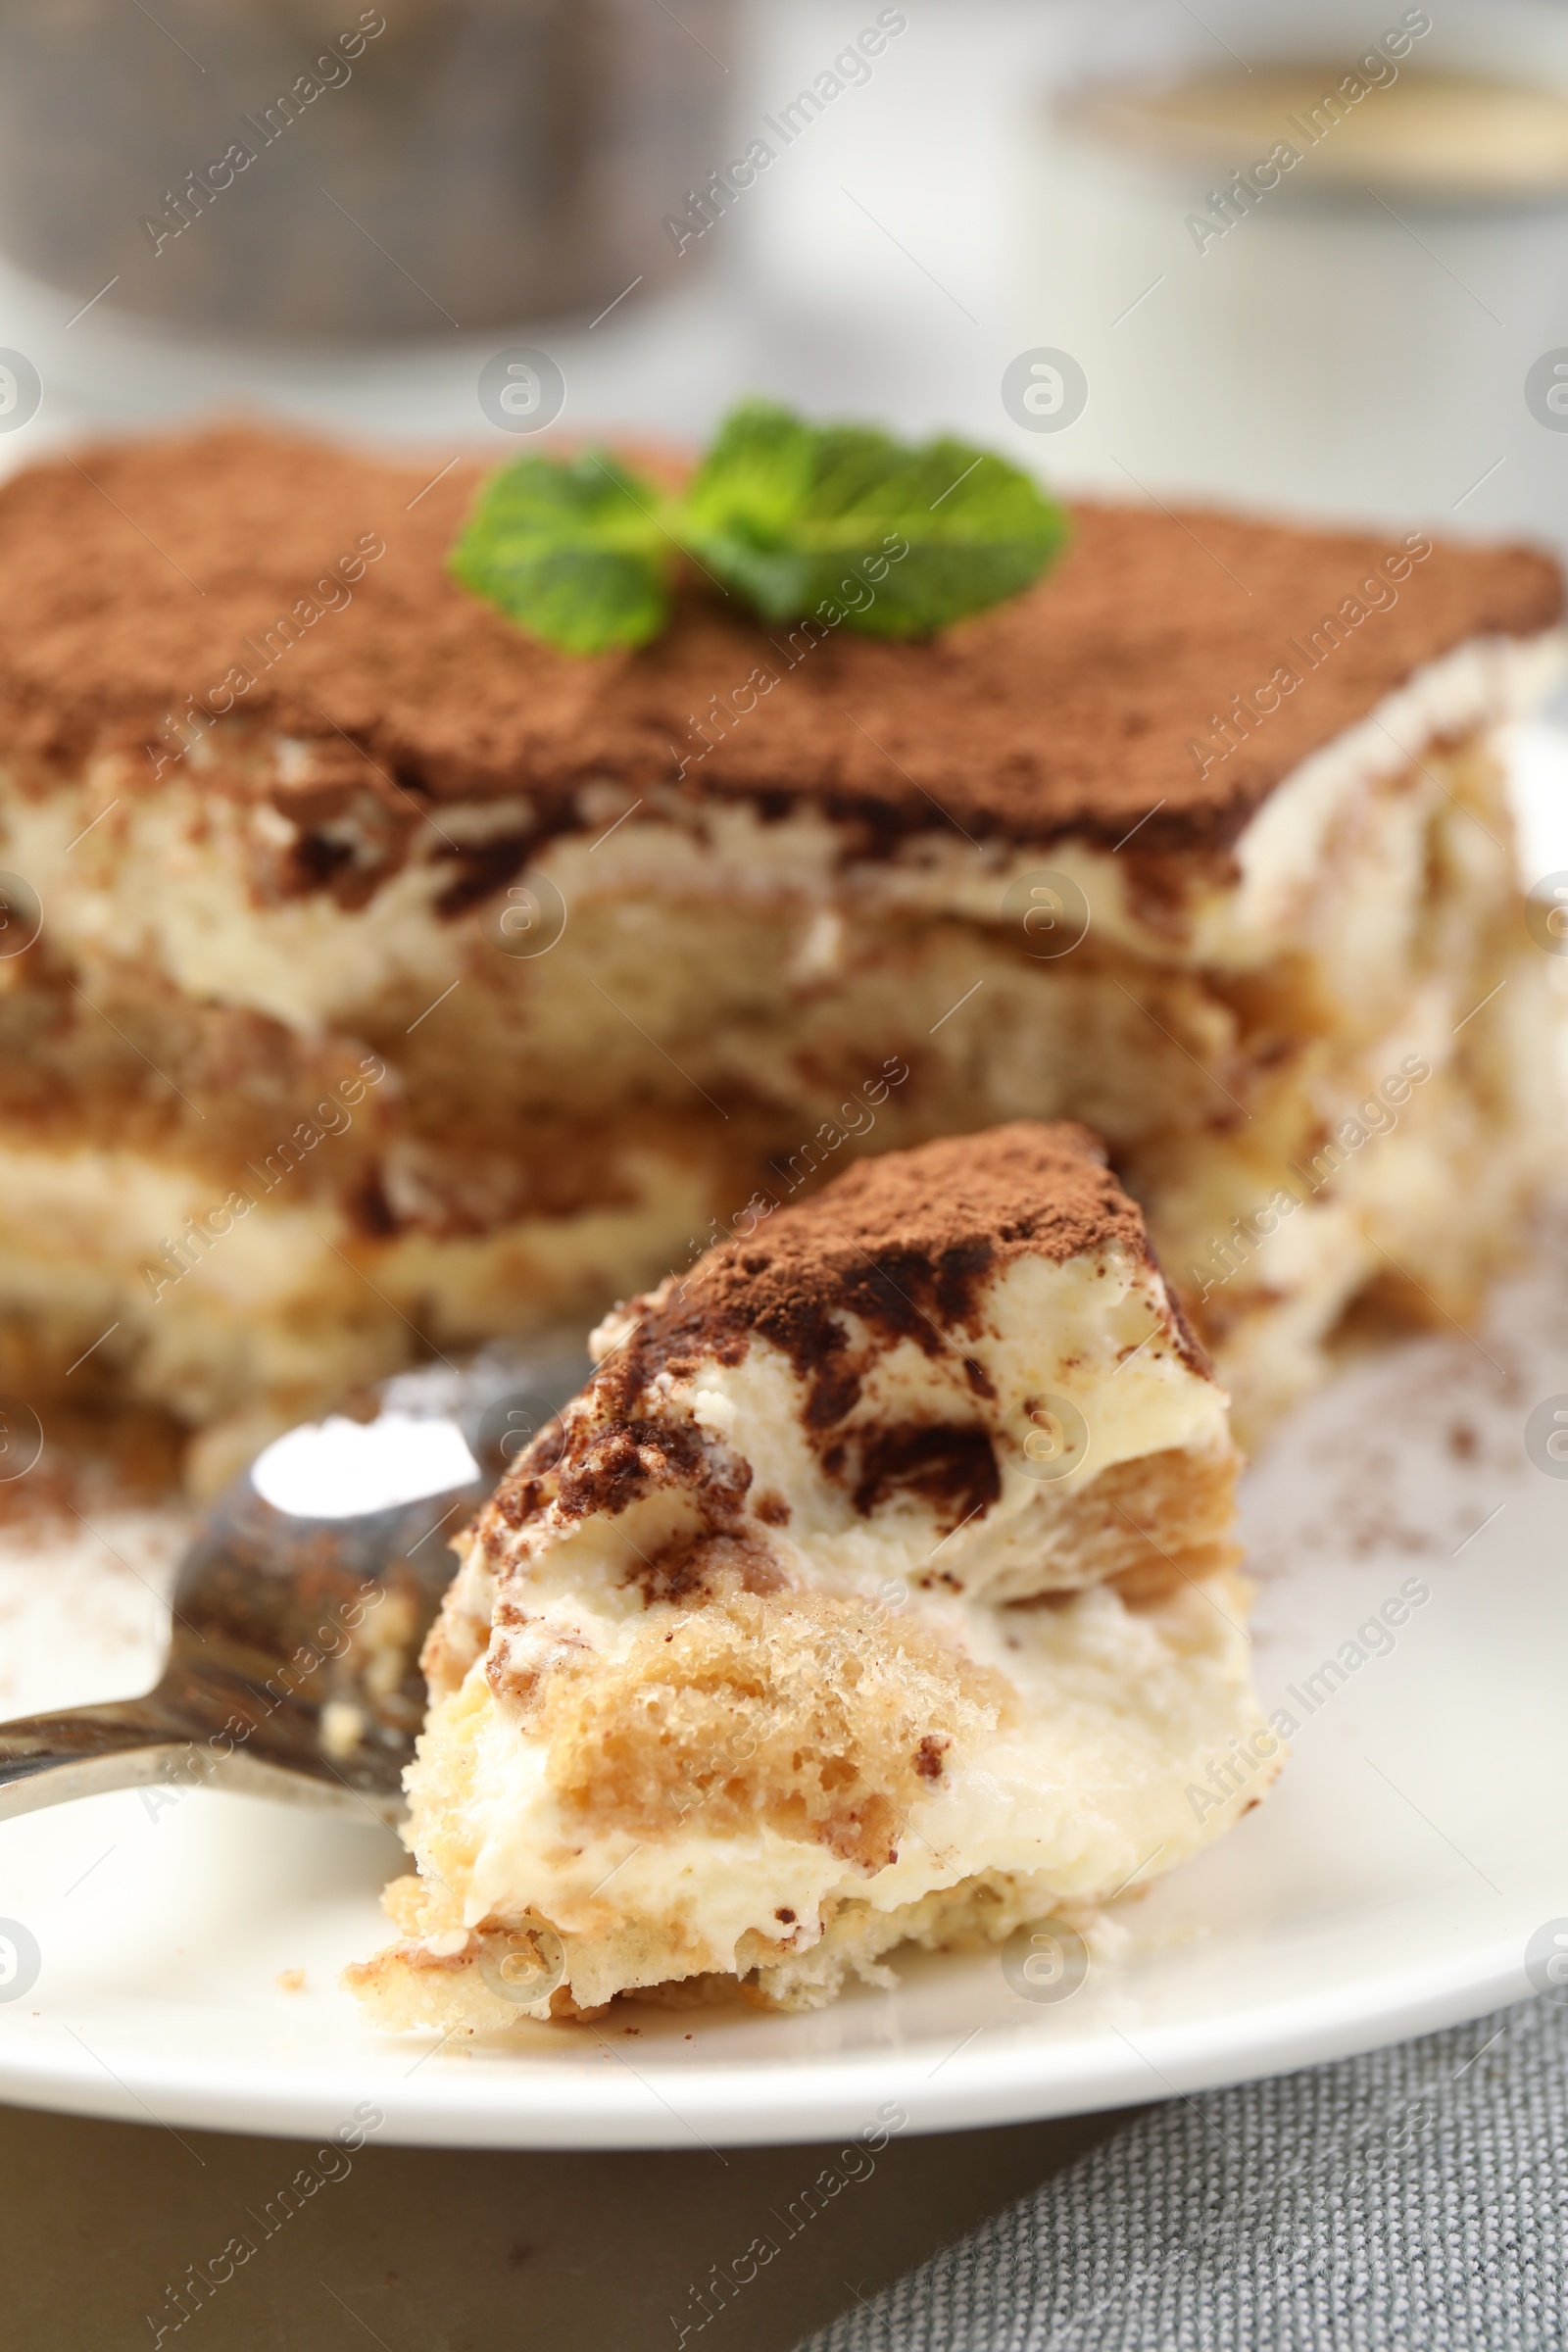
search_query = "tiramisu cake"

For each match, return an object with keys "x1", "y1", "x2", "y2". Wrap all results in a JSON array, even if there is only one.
[
  {"x1": 346, "y1": 1122, "x2": 1272, "y2": 2023},
  {"x1": 0, "y1": 419, "x2": 1559, "y2": 1477}
]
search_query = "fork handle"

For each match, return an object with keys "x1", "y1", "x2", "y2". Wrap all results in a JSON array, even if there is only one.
[
  {"x1": 0, "y1": 1698, "x2": 393, "y2": 1822},
  {"x1": 0, "y1": 1697, "x2": 198, "y2": 1820}
]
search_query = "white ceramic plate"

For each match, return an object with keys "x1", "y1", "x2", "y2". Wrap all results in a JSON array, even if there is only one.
[{"x1": 1, "y1": 732, "x2": 1565, "y2": 2151}]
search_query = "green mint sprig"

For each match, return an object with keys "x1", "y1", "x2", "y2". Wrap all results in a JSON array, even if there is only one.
[
  {"x1": 446, "y1": 451, "x2": 669, "y2": 657},
  {"x1": 449, "y1": 399, "x2": 1069, "y2": 656}
]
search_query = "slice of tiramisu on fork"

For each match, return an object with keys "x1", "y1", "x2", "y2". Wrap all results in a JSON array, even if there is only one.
[{"x1": 345, "y1": 1121, "x2": 1276, "y2": 2025}]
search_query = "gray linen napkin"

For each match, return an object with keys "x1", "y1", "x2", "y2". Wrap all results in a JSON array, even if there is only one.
[{"x1": 799, "y1": 1993, "x2": 1568, "y2": 2351}]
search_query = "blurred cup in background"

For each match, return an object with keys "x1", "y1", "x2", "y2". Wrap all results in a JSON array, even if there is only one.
[
  {"x1": 0, "y1": 0, "x2": 732, "y2": 341},
  {"x1": 1030, "y1": 0, "x2": 1568, "y2": 536}
]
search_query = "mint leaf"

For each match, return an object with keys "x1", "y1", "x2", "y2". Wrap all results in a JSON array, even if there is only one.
[
  {"x1": 677, "y1": 400, "x2": 1068, "y2": 638},
  {"x1": 449, "y1": 404, "x2": 1068, "y2": 653},
  {"x1": 449, "y1": 452, "x2": 671, "y2": 655}
]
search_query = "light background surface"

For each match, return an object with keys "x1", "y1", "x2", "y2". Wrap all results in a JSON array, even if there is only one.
[{"x1": 5, "y1": 4, "x2": 1568, "y2": 2344}]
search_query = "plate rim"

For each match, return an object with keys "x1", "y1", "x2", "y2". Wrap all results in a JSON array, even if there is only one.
[{"x1": 0, "y1": 1936, "x2": 1540, "y2": 2148}]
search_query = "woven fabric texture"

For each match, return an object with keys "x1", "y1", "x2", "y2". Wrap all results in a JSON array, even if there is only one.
[{"x1": 800, "y1": 1994, "x2": 1568, "y2": 2351}]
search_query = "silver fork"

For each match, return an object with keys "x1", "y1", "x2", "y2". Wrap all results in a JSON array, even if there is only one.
[{"x1": 0, "y1": 1344, "x2": 586, "y2": 1825}]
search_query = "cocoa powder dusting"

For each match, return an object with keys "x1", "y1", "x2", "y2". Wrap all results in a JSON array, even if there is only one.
[
  {"x1": 0, "y1": 424, "x2": 1558, "y2": 853},
  {"x1": 486, "y1": 1123, "x2": 1203, "y2": 1547},
  {"x1": 593, "y1": 1121, "x2": 1159, "y2": 1434}
]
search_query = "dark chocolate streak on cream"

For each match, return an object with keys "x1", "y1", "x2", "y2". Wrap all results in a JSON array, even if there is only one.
[
  {"x1": 486, "y1": 1123, "x2": 1204, "y2": 1541},
  {"x1": 847, "y1": 1422, "x2": 1002, "y2": 1533},
  {"x1": 604, "y1": 1121, "x2": 1155, "y2": 1415},
  {"x1": 0, "y1": 425, "x2": 1558, "y2": 856}
]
